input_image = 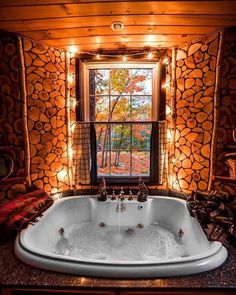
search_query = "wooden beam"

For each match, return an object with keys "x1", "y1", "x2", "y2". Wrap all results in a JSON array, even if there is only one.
[{"x1": 17, "y1": 35, "x2": 32, "y2": 187}]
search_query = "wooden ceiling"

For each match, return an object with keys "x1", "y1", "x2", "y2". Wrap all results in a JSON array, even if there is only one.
[{"x1": 0, "y1": 0, "x2": 236, "y2": 52}]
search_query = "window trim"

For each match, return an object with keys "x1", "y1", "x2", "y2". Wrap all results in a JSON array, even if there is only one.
[
  {"x1": 82, "y1": 61, "x2": 161, "y2": 122},
  {"x1": 79, "y1": 61, "x2": 162, "y2": 184}
]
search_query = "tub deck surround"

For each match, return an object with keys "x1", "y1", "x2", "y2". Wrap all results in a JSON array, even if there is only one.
[{"x1": 14, "y1": 196, "x2": 227, "y2": 278}]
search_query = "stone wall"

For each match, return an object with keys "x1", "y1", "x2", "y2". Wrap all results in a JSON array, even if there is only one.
[
  {"x1": 173, "y1": 33, "x2": 220, "y2": 193},
  {"x1": 0, "y1": 31, "x2": 25, "y2": 177},
  {"x1": 22, "y1": 38, "x2": 70, "y2": 194}
]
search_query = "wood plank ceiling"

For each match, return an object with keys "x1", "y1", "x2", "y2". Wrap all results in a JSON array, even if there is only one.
[{"x1": 0, "y1": 0, "x2": 236, "y2": 52}]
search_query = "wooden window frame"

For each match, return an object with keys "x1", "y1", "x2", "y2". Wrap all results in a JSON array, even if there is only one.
[{"x1": 76, "y1": 60, "x2": 164, "y2": 185}]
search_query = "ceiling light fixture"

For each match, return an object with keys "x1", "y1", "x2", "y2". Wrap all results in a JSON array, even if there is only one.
[{"x1": 111, "y1": 21, "x2": 125, "y2": 31}]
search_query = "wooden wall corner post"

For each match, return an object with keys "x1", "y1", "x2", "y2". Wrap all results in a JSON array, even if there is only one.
[
  {"x1": 169, "y1": 47, "x2": 177, "y2": 189},
  {"x1": 17, "y1": 36, "x2": 31, "y2": 187},
  {"x1": 65, "y1": 51, "x2": 73, "y2": 189},
  {"x1": 208, "y1": 30, "x2": 225, "y2": 191}
]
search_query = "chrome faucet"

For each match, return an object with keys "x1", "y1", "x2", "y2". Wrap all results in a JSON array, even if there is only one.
[
  {"x1": 137, "y1": 178, "x2": 148, "y2": 202},
  {"x1": 116, "y1": 187, "x2": 126, "y2": 212},
  {"x1": 119, "y1": 186, "x2": 125, "y2": 201}
]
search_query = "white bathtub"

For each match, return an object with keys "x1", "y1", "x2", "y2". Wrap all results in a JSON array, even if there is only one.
[{"x1": 14, "y1": 196, "x2": 227, "y2": 278}]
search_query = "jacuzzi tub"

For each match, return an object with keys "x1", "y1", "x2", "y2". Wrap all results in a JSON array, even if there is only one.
[{"x1": 14, "y1": 196, "x2": 227, "y2": 278}]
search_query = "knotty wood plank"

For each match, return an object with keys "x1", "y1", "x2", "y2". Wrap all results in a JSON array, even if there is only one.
[
  {"x1": 40, "y1": 34, "x2": 204, "y2": 45},
  {"x1": 0, "y1": 1, "x2": 236, "y2": 21},
  {"x1": 1, "y1": 15, "x2": 235, "y2": 32},
  {"x1": 22, "y1": 25, "x2": 218, "y2": 40},
  {"x1": 0, "y1": 0, "x2": 233, "y2": 6}
]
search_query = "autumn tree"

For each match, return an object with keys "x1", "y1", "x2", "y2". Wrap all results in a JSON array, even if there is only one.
[{"x1": 89, "y1": 68, "x2": 152, "y2": 173}]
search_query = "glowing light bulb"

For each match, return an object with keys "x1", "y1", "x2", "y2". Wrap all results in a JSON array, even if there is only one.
[
  {"x1": 70, "y1": 98, "x2": 77, "y2": 109},
  {"x1": 68, "y1": 46, "x2": 78, "y2": 57},
  {"x1": 147, "y1": 52, "x2": 153, "y2": 59},
  {"x1": 166, "y1": 105, "x2": 171, "y2": 116},
  {"x1": 122, "y1": 55, "x2": 127, "y2": 62},
  {"x1": 71, "y1": 122, "x2": 76, "y2": 132},
  {"x1": 162, "y1": 82, "x2": 169, "y2": 89},
  {"x1": 167, "y1": 129, "x2": 172, "y2": 142},
  {"x1": 67, "y1": 74, "x2": 74, "y2": 83},
  {"x1": 163, "y1": 57, "x2": 169, "y2": 65},
  {"x1": 68, "y1": 147, "x2": 73, "y2": 159},
  {"x1": 57, "y1": 169, "x2": 67, "y2": 181},
  {"x1": 96, "y1": 54, "x2": 100, "y2": 59}
]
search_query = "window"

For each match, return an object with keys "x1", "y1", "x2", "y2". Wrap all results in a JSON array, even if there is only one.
[{"x1": 81, "y1": 62, "x2": 162, "y2": 183}]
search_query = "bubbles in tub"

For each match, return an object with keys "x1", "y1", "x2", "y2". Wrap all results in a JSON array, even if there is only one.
[
  {"x1": 55, "y1": 236, "x2": 71, "y2": 255},
  {"x1": 54, "y1": 222, "x2": 187, "y2": 262}
]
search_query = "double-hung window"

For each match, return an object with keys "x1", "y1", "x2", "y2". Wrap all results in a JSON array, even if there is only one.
[{"x1": 80, "y1": 62, "x2": 162, "y2": 184}]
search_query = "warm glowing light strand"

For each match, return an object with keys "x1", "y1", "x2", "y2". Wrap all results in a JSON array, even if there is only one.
[{"x1": 68, "y1": 46, "x2": 163, "y2": 60}]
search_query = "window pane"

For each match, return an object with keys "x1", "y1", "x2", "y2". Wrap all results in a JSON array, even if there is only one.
[
  {"x1": 87, "y1": 65, "x2": 155, "y2": 180},
  {"x1": 110, "y1": 69, "x2": 130, "y2": 95},
  {"x1": 132, "y1": 124, "x2": 151, "y2": 150},
  {"x1": 111, "y1": 150, "x2": 131, "y2": 176},
  {"x1": 92, "y1": 96, "x2": 109, "y2": 121},
  {"x1": 89, "y1": 69, "x2": 109, "y2": 95},
  {"x1": 132, "y1": 151, "x2": 150, "y2": 175},
  {"x1": 132, "y1": 96, "x2": 152, "y2": 121},
  {"x1": 110, "y1": 96, "x2": 131, "y2": 121},
  {"x1": 111, "y1": 124, "x2": 131, "y2": 150},
  {"x1": 97, "y1": 150, "x2": 111, "y2": 176},
  {"x1": 95, "y1": 124, "x2": 110, "y2": 150},
  {"x1": 131, "y1": 69, "x2": 152, "y2": 95}
]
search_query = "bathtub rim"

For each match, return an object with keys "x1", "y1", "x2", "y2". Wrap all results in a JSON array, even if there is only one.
[
  {"x1": 16, "y1": 195, "x2": 226, "y2": 266},
  {"x1": 14, "y1": 234, "x2": 228, "y2": 278}
]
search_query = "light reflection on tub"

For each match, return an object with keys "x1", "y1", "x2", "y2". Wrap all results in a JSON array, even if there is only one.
[{"x1": 14, "y1": 196, "x2": 227, "y2": 278}]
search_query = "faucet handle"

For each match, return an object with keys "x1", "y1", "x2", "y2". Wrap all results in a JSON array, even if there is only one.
[
  {"x1": 111, "y1": 190, "x2": 116, "y2": 200},
  {"x1": 128, "y1": 190, "x2": 133, "y2": 201},
  {"x1": 97, "y1": 178, "x2": 107, "y2": 201}
]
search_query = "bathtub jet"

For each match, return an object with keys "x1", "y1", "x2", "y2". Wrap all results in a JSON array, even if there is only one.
[{"x1": 14, "y1": 196, "x2": 227, "y2": 278}]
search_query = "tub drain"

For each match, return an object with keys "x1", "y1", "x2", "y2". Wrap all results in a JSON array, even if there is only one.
[
  {"x1": 99, "y1": 222, "x2": 106, "y2": 227},
  {"x1": 136, "y1": 223, "x2": 144, "y2": 228},
  {"x1": 177, "y1": 229, "x2": 184, "y2": 238}
]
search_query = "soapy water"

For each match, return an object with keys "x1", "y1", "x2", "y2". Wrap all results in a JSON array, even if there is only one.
[{"x1": 54, "y1": 222, "x2": 187, "y2": 262}]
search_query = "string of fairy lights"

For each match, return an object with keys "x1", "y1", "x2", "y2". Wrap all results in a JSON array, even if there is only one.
[
  {"x1": 67, "y1": 45, "x2": 170, "y2": 63},
  {"x1": 67, "y1": 45, "x2": 171, "y2": 88},
  {"x1": 66, "y1": 45, "x2": 176, "y2": 189}
]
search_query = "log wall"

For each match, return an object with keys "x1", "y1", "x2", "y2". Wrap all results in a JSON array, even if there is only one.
[
  {"x1": 1, "y1": 28, "x2": 236, "y2": 196},
  {"x1": 215, "y1": 29, "x2": 236, "y2": 176},
  {"x1": 22, "y1": 38, "x2": 70, "y2": 195},
  {"x1": 0, "y1": 31, "x2": 25, "y2": 177},
  {"x1": 173, "y1": 32, "x2": 220, "y2": 193},
  {"x1": 213, "y1": 28, "x2": 236, "y2": 194}
]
